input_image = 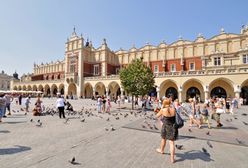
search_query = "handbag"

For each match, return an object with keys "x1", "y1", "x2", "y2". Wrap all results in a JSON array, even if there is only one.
[
  {"x1": 216, "y1": 108, "x2": 224, "y2": 114},
  {"x1": 174, "y1": 111, "x2": 184, "y2": 129}
]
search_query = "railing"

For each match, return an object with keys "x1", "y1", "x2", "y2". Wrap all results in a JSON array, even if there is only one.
[
  {"x1": 14, "y1": 79, "x2": 64, "y2": 85},
  {"x1": 14, "y1": 67, "x2": 248, "y2": 84}
]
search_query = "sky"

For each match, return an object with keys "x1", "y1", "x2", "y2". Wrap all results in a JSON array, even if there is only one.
[{"x1": 0, "y1": 0, "x2": 247, "y2": 76}]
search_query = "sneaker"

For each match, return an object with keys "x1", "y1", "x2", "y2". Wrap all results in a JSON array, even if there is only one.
[{"x1": 3, "y1": 115, "x2": 7, "y2": 118}]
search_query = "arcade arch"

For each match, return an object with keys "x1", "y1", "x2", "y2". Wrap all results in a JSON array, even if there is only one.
[
  {"x1": 209, "y1": 78, "x2": 234, "y2": 98},
  {"x1": 84, "y1": 83, "x2": 93, "y2": 98},
  {"x1": 68, "y1": 83, "x2": 77, "y2": 96},
  {"x1": 182, "y1": 79, "x2": 204, "y2": 102},
  {"x1": 95, "y1": 82, "x2": 106, "y2": 96}
]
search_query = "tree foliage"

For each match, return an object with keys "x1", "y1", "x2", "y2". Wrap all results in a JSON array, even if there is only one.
[{"x1": 119, "y1": 58, "x2": 155, "y2": 97}]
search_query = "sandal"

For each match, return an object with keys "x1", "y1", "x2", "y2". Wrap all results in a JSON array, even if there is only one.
[{"x1": 156, "y1": 148, "x2": 164, "y2": 154}]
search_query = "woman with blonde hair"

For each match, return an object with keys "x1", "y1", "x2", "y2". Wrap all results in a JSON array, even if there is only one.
[{"x1": 156, "y1": 99, "x2": 177, "y2": 163}]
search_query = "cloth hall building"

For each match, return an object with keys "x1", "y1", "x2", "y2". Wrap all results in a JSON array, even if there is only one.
[{"x1": 11, "y1": 26, "x2": 248, "y2": 103}]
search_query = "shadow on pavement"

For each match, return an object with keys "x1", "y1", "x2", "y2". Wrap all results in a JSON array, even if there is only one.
[
  {"x1": 175, "y1": 150, "x2": 214, "y2": 163},
  {"x1": 0, "y1": 145, "x2": 31, "y2": 155},
  {"x1": 0, "y1": 130, "x2": 10, "y2": 133}
]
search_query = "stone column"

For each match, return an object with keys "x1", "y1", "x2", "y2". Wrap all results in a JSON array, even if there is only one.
[
  {"x1": 178, "y1": 85, "x2": 183, "y2": 103},
  {"x1": 120, "y1": 87, "x2": 124, "y2": 104},
  {"x1": 93, "y1": 87, "x2": 96, "y2": 98},
  {"x1": 234, "y1": 85, "x2": 241, "y2": 98},
  {"x1": 178, "y1": 91, "x2": 182, "y2": 103},
  {"x1": 156, "y1": 86, "x2": 160, "y2": 100},
  {"x1": 105, "y1": 87, "x2": 109, "y2": 97}
]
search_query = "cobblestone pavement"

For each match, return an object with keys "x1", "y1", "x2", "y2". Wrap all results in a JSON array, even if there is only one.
[{"x1": 1, "y1": 98, "x2": 248, "y2": 168}]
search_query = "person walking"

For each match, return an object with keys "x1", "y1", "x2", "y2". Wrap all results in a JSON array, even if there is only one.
[
  {"x1": 56, "y1": 94, "x2": 65, "y2": 118},
  {"x1": 25, "y1": 96, "x2": 31, "y2": 113},
  {"x1": 155, "y1": 99, "x2": 178, "y2": 163},
  {"x1": 97, "y1": 96, "x2": 102, "y2": 113},
  {"x1": 106, "y1": 98, "x2": 111, "y2": 113},
  {"x1": 18, "y1": 94, "x2": 22, "y2": 105},
  {"x1": 4, "y1": 93, "x2": 13, "y2": 116},
  {"x1": 0, "y1": 93, "x2": 7, "y2": 122}
]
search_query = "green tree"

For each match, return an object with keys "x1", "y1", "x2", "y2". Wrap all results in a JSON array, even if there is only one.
[{"x1": 119, "y1": 58, "x2": 155, "y2": 109}]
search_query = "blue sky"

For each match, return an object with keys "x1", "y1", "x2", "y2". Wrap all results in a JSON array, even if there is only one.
[{"x1": 0, "y1": 0, "x2": 247, "y2": 76}]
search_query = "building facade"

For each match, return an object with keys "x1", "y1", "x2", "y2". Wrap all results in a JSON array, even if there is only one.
[
  {"x1": 0, "y1": 71, "x2": 14, "y2": 91},
  {"x1": 11, "y1": 26, "x2": 248, "y2": 103}
]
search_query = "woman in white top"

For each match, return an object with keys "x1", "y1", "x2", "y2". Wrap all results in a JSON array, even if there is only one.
[{"x1": 56, "y1": 94, "x2": 65, "y2": 118}]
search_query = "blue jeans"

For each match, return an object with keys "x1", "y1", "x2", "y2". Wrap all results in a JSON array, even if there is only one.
[{"x1": 0, "y1": 107, "x2": 4, "y2": 118}]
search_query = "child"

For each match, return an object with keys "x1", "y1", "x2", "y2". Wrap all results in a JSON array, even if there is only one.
[
  {"x1": 106, "y1": 98, "x2": 111, "y2": 113},
  {"x1": 200, "y1": 104, "x2": 211, "y2": 129}
]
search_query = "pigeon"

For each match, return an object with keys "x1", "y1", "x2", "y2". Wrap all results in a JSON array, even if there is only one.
[
  {"x1": 242, "y1": 121, "x2": 248, "y2": 126},
  {"x1": 110, "y1": 125, "x2": 115, "y2": 131},
  {"x1": 115, "y1": 117, "x2": 120, "y2": 120},
  {"x1": 206, "y1": 131, "x2": 210, "y2": 136},
  {"x1": 236, "y1": 138, "x2": 243, "y2": 144},
  {"x1": 207, "y1": 141, "x2": 213, "y2": 148},
  {"x1": 64, "y1": 118, "x2": 69, "y2": 124},
  {"x1": 234, "y1": 117, "x2": 238, "y2": 120},
  {"x1": 69, "y1": 157, "x2": 76, "y2": 164},
  {"x1": 36, "y1": 122, "x2": 42, "y2": 127},
  {"x1": 153, "y1": 125, "x2": 158, "y2": 130},
  {"x1": 202, "y1": 147, "x2": 210, "y2": 156},
  {"x1": 37, "y1": 119, "x2": 40, "y2": 123},
  {"x1": 30, "y1": 119, "x2": 33, "y2": 122},
  {"x1": 80, "y1": 118, "x2": 85, "y2": 122},
  {"x1": 12, "y1": 110, "x2": 16, "y2": 113},
  {"x1": 175, "y1": 144, "x2": 184, "y2": 150},
  {"x1": 188, "y1": 128, "x2": 192, "y2": 132},
  {"x1": 20, "y1": 108, "x2": 24, "y2": 111},
  {"x1": 106, "y1": 118, "x2": 110, "y2": 121},
  {"x1": 124, "y1": 114, "x2": 128, "y2": 118},
  {"x1": 105, "y1": 127, "x2": 109, "y2": 131},
  {"x1": 142, "y1": 125, "x2": 146, "y2": 128}
]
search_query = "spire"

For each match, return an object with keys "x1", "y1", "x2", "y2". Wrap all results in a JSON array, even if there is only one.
[{"x1": 70, "y1": 26, "x2": 78, "y2": 40}]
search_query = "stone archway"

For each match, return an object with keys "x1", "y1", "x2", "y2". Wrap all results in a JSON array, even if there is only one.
[
  {"x1": 108, "y1": 82, "x2": 120, "y2": 99},
  {"x1": 33, "y1": 85, "x2": 37, "y2": 91},
  {"x1": 27, "y1": 85, "x2": 32, "y2": 91},
  {"x1": 44, "y1": 84, "x2": 51, "y2": 96},
  {"x1": 159, "y1": 79, "x2": 178, "y2": 99},
  {"x1": 165, "y1": 87, "x2": 178, "y2": 100},
  {"x1": 51, "y1": 84, "x2": 58, "y2": 96},
  {"x1": 241, "y1": 79, "x2": 248, "y2": 105},
  {"x1": 182, "y1": 79, "x2": 204, "y2": 102},
  {"x1": 22, "y1": 85, "x2": 27, "y2": 91},
  {"x1": 84, "y1": 83, "x2": 93, "y2": 98},
  {"x1": 209, "y1": 78, "x2": 234, "y2": 99},
  {"x1": 38, "y1": 85, "x2": 44, "y2": 92},
  {"x1": 95, "y1": 82, "x2": 106, "y2": 97},
  {"x1": 68, "y1": 83, "x2": 77, "y2": 96},
  {"x1": 59, "y1": 84, "x2": 64, "y2": 95},
  {"x1": 18, "y1": 86, "x2": 22, "y2": 90},
  {"x1": 210, "y1": 87, "x2": 227, "y2": 98},
  {"x1": 186, "y1": 87, "x2": 201, "y2": 100},
  {"x1": 13, "y1": 86, "x2": 18, "y2": 90}
]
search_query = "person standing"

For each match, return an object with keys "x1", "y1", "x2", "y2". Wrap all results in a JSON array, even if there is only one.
[
  {"x1": 102, "y1": 96, "x2": 106, "y2": 113},
  {"x1": 18, "y1": 94, "x2": 22, "y2": 105},
  {"x1": 0, "y1": 93, "x2": 7, "y2": 122},
  {"x1": 56, "y1": 94, "x2": 65, "y2": 118},
  {"x1": 155, "y1": 99, "x2": 177, "y2": 163},
  {"x1": 25, "y1": 96, "x2": 31, "y2": 113},
  {"x1": 106, "y1": 98, "x2": 111, "y2": 113},
  {"x1": 97, "y1": 96, "x2": 102, "y2": 113},
  {"x1": 4, "y1": 93, "x2": 13, "y2": 116}
]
